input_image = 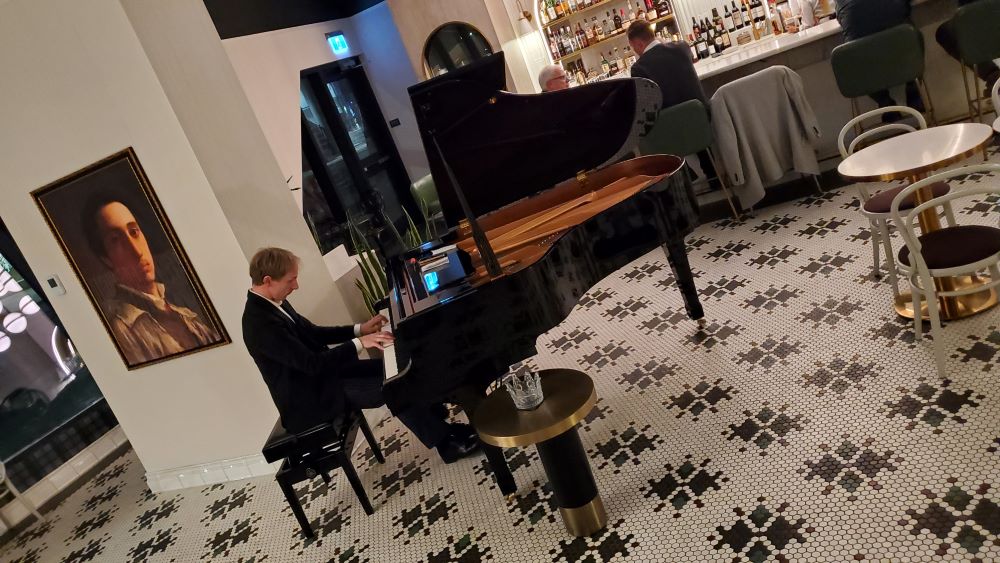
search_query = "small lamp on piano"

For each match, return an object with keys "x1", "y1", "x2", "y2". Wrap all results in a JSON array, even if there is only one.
[{"x1": 503, "y1": 369, "x2": 544, "y2": 410}]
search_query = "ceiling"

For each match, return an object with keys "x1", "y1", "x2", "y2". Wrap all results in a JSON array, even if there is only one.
[{"x1": 203, "y1": 0, "x2": 385, "y2": 39}]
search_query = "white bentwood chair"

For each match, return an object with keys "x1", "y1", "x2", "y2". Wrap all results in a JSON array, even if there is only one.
[
  {"x1": 0, "y1": 461, "x2": 44, "y2": 528},
  {"x1": 890, "y1": 163, "x2": 1000, "y2": 375},
  {"x1": 838, "y1": 106, "x2": 955, "y2": 300}
]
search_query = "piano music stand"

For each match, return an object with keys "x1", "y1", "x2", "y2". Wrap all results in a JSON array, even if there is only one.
[{"x1": 472, "y1": 369, "x2": 607, "y2": 537}]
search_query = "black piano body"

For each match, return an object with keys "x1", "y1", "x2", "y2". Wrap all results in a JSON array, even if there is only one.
[{"x1": 383, "y1": 53, "x2": 703, "y2": 496}]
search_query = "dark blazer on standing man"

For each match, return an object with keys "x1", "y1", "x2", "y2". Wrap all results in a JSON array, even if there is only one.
[
  {"x1": 242, "y1": 291, "x2": 359, "y2": 433},
  {"x1": 630, "y1": 41, "x2": 709, "y2": 110}
]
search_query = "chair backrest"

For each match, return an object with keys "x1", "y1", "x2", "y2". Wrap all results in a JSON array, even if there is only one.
[
  {"x1": 638, "y1": 99, "x2": 713, "y2": 158},
  {"x1": 890, "y1": 163, "x2": 1000, "y2": 274},
  {"x1": 831, "y1": 24, "x2": 925, "y2": 98},
  {"x1": 410, "y1": 174, "x2": 442, "y2": 218},
  {"x1": 954, "y1": 0, "x2": 1000, "y2": 66},
  {"x1": 837, "y1": 106, "x2": 927, "y2": 158}
]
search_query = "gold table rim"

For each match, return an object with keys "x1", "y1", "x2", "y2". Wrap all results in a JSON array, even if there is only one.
[
  {"x1": 474, "y1": 371, "x2": 597, "y2": 448},
  {"x1": 837, "y1": 123, "x2": 994, "y2": 183}
]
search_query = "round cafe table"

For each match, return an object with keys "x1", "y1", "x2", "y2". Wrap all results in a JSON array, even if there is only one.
[
  {"x1": 838, "y1": 122, "x2": 996, "y2": 320},
  {"x1": 994, "y1": 116, "x2": 1000, "y2": 135},
  {"x1": 472, "y1": 369, "x2": 606, "y2": 537}
]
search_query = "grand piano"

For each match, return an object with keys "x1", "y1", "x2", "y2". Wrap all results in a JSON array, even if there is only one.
[{"x1": 381, "y1": 53, "x2": 704, "y2": 496}]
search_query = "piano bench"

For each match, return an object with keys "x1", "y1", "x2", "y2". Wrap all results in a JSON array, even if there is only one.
[{"x1": 261, "y1": 411, "x2": 385, "y2": 538}]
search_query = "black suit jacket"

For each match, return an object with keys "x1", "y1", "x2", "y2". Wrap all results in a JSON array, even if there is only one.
[
  {"x1": 630, "y1": 41, "x2": 708, "y2": 111},
  {"x1": 242, "y1": 291, "x2": 358, "y2": 432},
  {"x1": 835, "y1": 0, "x2": 911, "y2": 41}
]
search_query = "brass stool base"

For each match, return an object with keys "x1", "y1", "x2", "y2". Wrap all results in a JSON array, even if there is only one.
[
  {"x1": 560, "y1": 495, "x2": 607, "y2": 537},
  {"x1": 894, "y1": 276, "x2": 998, "y2": 320}
]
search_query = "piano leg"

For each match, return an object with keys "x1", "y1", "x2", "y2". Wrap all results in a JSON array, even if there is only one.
[
  {"x1": 454, "y1": 387, "x2": 517, "y2": 497},
  {"x1": 663, "y1": 240, "x2": 705, "y2": 321}
]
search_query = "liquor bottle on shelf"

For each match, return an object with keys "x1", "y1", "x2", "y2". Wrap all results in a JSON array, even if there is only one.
[
  {"x1": 603, "y1": 12, "x2": 613, "y2": 36},
  {"x1": 567, "y1": 0, "x2": 577, "y2": 13},
  {"x1": 731, "y1": 0, "x2": 744, "y2": 28},
  {"x1": 712, "y1": 21, "x2": 724, "y2": 53},
  {"x1": 548, "y1": 30, "x2": 560, "y2": 59},
  {"x1": 635, "y1": 1, "x2": 646, "y2": 21},
  {"x1": 711, "y1": 8, "x2": 722, "y2": 30},
  {"x1": 724, "y1": 5, "x2": 735, "y2": 31},
  {"x1": 613, "y1": 47, "x2": 624, "y2": 72},
  {"x1": 688, "y1": 34, "x2": 700, "y2": 62},
  {"x1": 718, "y1": 20, "x2": 732, "y2": 49},
  {"x1": 584, "y1": 20, "x2": 595, "y2": 45},
  {"x1": 601, "y1": 52, "x2": 611, "y2": 74},
  {"x1": 754, "y1": 0, "x2": 765, "y2": 23},
  {"x1": 692, "y1": 17, "x2": 701, "y2": 36},
  {"x1": 628, "y1": 2, "x2": 637, "y2": 22},
  {"x1": 695, "y1": 28, "x2": 709, "y2": 59},
  {"x1": 613, "y1": 9, "x2": 623, "y2": 30},
  {"x1": 625, "y1": 45, "x2": 638, "y2": 67},
  {"x1": 646, "y1": 0, "x2": 658, "y2": 21},
  {"x1": 594, "y1": 17, "x2": 605, "y2": 40},
  {"x1": 741, "y1": 1, "x2": 751, "y2": 28},
  {"x1": 577, "y1": 23, "x2": 589, "y2": 47},
  {"x1": 555, "y1": 0, "x2": 565, "y2": 18},
  {"x1": 657, "y1": 0, "x2": 672, "y2": 16}
]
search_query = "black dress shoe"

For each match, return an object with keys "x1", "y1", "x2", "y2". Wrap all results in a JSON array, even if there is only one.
[
  {"x1": 449, "y1": 422, "x2": 477, "y2": 442},
  {"x1": 438, "y1": 435, "x2": 481, "y2": 464}
]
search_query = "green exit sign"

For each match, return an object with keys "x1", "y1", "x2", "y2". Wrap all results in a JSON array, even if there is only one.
[{"x1": 326, "y1": 32, "x2": 349, "y2": 55}]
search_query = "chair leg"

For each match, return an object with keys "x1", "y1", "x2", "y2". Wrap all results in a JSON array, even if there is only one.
[
  {"x1": 358, "y1": 414, "x2": 385, "y2": 464},
  {"x1": 340, "y1": 456, "x2": 374, "y2": 515},
  {"x1": 877, "y1": 219, "x2": 900, "y2": 297},
  {"x1": 922, "y1": 272, "x2": 947, "y2": 376},
  {"x1": 943, "y1": 202, "x2": 957, "y2": 228},
  {"x1": 6, "y1": 482, "x2": 43, "y2": 522},
  {"x1": 961, "y1": 63, "x2": 977, "y2": 122},
  {"x1": 912, "y1": 280, "x2": 923, "y2": 341},
  {"x1": 918, "y1": 77, "x2": 938, "y2": 127},
  {"x1": 705, "y1": 148, "x2": 741, "y2": 221},
  {"x1": 869, "y1": 219, "x2": 882, "y2": 280},
  {"x1": 811, "y1": 174, "x2": 823, "y2": 194},
  {"x1": 851, "y1": 98, "x2": 862, "y2": 137},
  {"x1": 277, "y1": 476, "x2": 314, "y2": 538},
  {"x1": 973, "y1": 64, "x2": 983, "y2": 123}
]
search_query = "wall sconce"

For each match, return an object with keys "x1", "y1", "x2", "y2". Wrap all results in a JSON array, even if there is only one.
[{"x1": 515, "y1": 0, "x2": 533, "y2": 23}]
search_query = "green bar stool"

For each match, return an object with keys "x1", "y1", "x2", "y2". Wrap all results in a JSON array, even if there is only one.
[
  {"x1": 954, "y1": 0, "x2": 1000, "y2": 122},
  {"x1": 638, "y1": 99, "x2": 741, "y2": 220},
  {"x1": 831, "y1": 24, "x2": 937, "y2": 127}
]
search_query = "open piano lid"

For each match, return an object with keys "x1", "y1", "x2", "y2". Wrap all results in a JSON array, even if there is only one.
[{"x1": 408, "y1": 52, "x2": 662, "y2": 227}]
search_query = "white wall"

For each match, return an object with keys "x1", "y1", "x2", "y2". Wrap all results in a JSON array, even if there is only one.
[
  {"x1": 352, "y1": 1, "x2": 431, "y2": 181},
  {"x1": 222, "y1": 18, "x2": 359, "y2": 202},
  {"x1": 0, "y1": 0, "x2": 279, "y2": 475}
]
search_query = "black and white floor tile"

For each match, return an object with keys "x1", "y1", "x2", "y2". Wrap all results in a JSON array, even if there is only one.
[{"x1": 4, "y1": 146, "x2": 1000, "y2": 562}]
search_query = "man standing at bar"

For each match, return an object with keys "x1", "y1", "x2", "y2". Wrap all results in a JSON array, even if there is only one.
[
  {"x1": 626, "y1": 20, "x2": 717, "y2": 185},
  {"x1": 241, "y1": 247, "x2": 480, "y2": 464},
  {"x1": 935, "y1": 0, "x2": 999, "y2": 95},
  {"x1": 835, "y1": 0, "x2": 925, "y2": 119}
]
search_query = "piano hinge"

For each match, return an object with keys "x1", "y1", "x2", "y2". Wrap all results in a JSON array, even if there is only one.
[{"x1": 575, "y1": 170, "x2": 587, "y2": 183}]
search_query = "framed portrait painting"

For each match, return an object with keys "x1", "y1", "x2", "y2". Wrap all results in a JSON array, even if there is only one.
[{"x1": 32, "y1": 147, "x2": 229, "y2": 370}]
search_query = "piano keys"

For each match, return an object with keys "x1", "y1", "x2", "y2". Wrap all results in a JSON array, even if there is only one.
[{"x1": 381, "y1": 52, "x2": 704, "y2": 497}]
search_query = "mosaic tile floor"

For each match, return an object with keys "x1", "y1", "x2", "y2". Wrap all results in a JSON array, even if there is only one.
[{"x1": 3, "y1": 145, "x2": 1000, "y2": 562}]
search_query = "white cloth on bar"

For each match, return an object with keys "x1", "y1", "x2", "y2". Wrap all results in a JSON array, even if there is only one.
[{"x1": 710, "y1": 66, "x2": 821, "y2": 209}]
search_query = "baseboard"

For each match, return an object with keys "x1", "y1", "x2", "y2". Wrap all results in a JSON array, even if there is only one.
[{"x1": 144, "y1": 453, "x2": 280, "y2": 493}]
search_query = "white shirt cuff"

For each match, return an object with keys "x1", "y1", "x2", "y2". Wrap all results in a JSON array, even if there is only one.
[
  {"x1": 353, "y1": 338, "x2": 363, "y2": 355},
  {"x1": 353, "y1": 323, "x2": 362, "y2": 337}
]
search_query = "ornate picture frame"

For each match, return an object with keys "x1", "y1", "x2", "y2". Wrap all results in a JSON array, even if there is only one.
[{"x1": 32, "y1": 147, "x2": 230, "y2": 369}]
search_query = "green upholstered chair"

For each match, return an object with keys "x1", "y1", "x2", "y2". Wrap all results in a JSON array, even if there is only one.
[
  {"x1": 831, "y1": 24, "x2": 936, "y2": 125},
  {"x1": 638, "y1": 99, "x2": 740, "y2": 220},
  {"x1": 410, "y1": 174, "x2": 444, "y2": 237},
  {"x1": 954, "y1": 0, "x2": 1000, "y2": 121}
]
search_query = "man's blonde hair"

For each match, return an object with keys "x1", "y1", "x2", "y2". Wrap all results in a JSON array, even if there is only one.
[{"x1": 249, "y1": 247, "x2": 299, "y2": 285}]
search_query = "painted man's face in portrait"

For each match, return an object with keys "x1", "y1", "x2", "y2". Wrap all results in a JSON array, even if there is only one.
[{"x1": 95, "y1": 201, "x2": 157, "y2": 292}]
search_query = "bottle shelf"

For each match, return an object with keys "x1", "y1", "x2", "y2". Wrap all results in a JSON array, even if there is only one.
[
  {"x1": 553, "y1": 13, "x2": 675, "y2": 63},
  {"x1": 541, "y1": 0, "x2": 623, "y2": 30}
]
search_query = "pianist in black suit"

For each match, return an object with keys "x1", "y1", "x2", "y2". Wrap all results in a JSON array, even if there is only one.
[
  {"x1": 626, "y1": 20, "x2": 716, "y2": 183},
  {"x1": 241, "y1": 247, "x2": 479, "y2": 463}
]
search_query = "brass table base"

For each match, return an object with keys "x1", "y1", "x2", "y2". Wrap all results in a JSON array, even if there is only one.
[
  {"x1": 561, "y1": 495, "x2": 608, "y2": 537},
  {"x1": 894, "y1": 276, "x2": 999, "y2": 320}
]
